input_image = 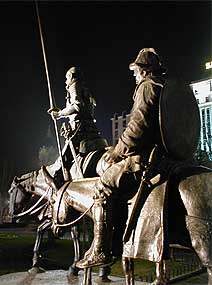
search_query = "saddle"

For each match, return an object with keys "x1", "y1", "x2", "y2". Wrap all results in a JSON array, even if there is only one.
[
  {"x1": 69, "y1": 149, "x2": 106, "y2": 180},
  {"x1": 123, "y1": 161, "x2": 212, "y2": 263}
]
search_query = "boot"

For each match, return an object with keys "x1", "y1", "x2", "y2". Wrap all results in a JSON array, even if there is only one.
[{"x1": 76, "y1": 198, "x2": 108, "y2": 268}]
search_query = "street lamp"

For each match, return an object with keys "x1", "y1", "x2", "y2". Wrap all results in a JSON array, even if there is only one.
[{"x1": 205, "y1": 61, "x2": 212, "y2": 70}]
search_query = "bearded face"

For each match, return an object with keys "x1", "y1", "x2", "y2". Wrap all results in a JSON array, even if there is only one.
[{"x1": 132, "y1": 65, "x2": 144, "y2": 85}]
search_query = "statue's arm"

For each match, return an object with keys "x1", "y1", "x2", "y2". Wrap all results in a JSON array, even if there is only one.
[{"x1": 114, "y1": 81, "x2": 160, "y2": 158}]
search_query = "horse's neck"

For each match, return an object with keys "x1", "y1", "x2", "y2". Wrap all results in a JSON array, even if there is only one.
[{"x1": 21, "y1": 170, "x2": 51, "y2": 199}]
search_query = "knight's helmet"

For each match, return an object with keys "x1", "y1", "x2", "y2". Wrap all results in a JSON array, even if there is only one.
[
  {"x1": 66, "y1": 66, "x2": 84, "y2": 83},
  {"x1": 129, "y1": 48, "x2": 166, "y2": 74}
]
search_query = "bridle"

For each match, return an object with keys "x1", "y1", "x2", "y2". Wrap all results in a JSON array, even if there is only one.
[{"x1": 9, "y1": 177, "x2": 50, "y2": 218}]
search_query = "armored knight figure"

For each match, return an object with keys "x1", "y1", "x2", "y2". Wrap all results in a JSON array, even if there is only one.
[
  {"x1": 49, "y1": 66, "x2": 108, "y2": 183},
  {"x1": 76, "y1": 48, "x2": 169, "y2": 268}
]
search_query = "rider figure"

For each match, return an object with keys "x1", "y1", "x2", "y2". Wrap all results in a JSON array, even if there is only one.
[
  {"x1": 49, "y1": 66, "x2": 108, "y2": 183},
  {"x1": 76, "y1": 48, "x2": 168, "y2": 268}
]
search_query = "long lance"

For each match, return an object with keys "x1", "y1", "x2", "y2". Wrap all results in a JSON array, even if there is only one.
[{"x1": 35, "y1": 1, "x2": 67, "y2": 180}]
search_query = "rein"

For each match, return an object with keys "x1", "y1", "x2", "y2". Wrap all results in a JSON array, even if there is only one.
[
  {"x1": 30, "y1": 202, "x2": 48, "y2": 215},
  {"x1": 52, "y1": 180, "x2": 94, "y2": 228},
  {"x1": 13, "y1": 186, "x2": 51, "y2": 218}
]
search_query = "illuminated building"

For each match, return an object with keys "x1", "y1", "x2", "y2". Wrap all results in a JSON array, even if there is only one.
[
  {"x1": 111, "y1": 111, "x2": 131, "y2": 145},
  {"x1": 190, "y1": 76, "x2": 212, "y2": 153}
]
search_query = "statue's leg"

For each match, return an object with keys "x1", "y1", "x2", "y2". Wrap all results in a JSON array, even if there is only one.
[
  {"x1": 151, "y1": 260, "x2": 169, "y2": 285},
  {"x1": 76, "y1": 197, "x2": 107, "y2": 268},
  {"x1": 96, "y1": 197, "x2": 115, "y2": 282},
  {"x1": 28, "y1": 219, "x2": 52, "y2": 274},
  {"x1": 122, "y1": 256, "x2": 135, "y2": 285},
  {"x1": 186, "y1": 215, "x2": 212, "y2": 285},
  {"x1": 67, "y1": 225, "x2": 81, "y2": 278}
]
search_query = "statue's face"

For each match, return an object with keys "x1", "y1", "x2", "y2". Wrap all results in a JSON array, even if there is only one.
[
  {"x1": 132, "y1": 66, "x2": 143, "y2": 85},
  {"x1": 65, "y1": 71, "x2": 73, "y2": 91}
]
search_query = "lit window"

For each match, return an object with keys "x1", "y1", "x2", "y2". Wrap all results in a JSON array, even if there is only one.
[{"x1": 205, "y1": 61, "x2": 212, "y2": 70}]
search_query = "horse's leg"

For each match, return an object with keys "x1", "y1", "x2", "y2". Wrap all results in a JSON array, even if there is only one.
[
  {"x1": 122, "y1": 256, "x2": 134, "y2": 285},
  {"x1": 98, "y1": 265, "x2": 111, "y2": 282},
  {"x1": 28, "y1": 219, "x2": 52, "y2": 274},
  {"x1": 67, "y1": 225, "x2": 81, "y2": 279},
  {"x1": 151, "y1": 260, "x2": 169, "y2": 285},
  {"x1": 207, "y1": 266, "x2": 212, "y2": 285}
]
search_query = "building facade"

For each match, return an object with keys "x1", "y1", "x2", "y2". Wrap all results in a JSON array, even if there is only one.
[
  {"x1": 111, "y1": 76, "x2": 212, "y2": 156},
  {"x1": 190, "y1": 77, "x2": 212, "y2": 154},
  {"x1": 111, "y1": 111, "x2": 131, "y2": 146}
]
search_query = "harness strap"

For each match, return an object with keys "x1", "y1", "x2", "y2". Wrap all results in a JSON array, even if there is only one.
[
  {"x1": 53, "y1": 202, "x2": 94, "y2": 228},
  {"x1": 13, "y1": 187, "x2": 51, "y2": 218}
]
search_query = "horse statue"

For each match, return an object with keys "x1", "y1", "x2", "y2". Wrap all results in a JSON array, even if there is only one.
[
  {"x1": 121, "y1": 163, "x2": 212, "y2": 285},
  {"x1": 8, "y1": 146, "x2": 212, "y2": 285},
  {"x1": 9, "y1": 80, "x2": 212, "y2": 285},
  {"x1": 8, "y1": 169, "x2": 83, "y2": 276},
  {"x1": 8, "y1": 146, "x2": 114, "y2": 282}
]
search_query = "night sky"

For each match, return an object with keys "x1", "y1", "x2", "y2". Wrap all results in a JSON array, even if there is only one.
[{"x1": 0, "y1": 1, "x2": 211, "y2": 175}]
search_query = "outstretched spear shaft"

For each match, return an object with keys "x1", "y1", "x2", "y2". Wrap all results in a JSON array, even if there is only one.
[{"x1": 35, "y1": 1, "x2": 67, "y2": 180}]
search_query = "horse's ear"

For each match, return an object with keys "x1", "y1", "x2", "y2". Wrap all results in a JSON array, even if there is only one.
[
  {"x1": 13, "y1": 176, "x2": 18, "y2": 183},
  {"x1": 14, "y1": 175, "x2": 28, "y2": 184},
  {"x1": 8, "y1": 176, "x2": 18, "y2": 193}
]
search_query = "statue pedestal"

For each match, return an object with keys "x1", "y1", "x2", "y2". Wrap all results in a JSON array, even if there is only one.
[{"x1": 0, "y1": 269, "x2": 150, "y2": 284}]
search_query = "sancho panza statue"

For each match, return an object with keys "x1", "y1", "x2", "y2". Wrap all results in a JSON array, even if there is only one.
[{"x1": 76, "y1": 48, "x2": 168, "y2": 268}]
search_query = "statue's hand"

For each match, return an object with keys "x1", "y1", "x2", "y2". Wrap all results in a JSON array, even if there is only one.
[
  {"x1": 47, "y1": 107, "x2": 61, "y2": 119},
  {"x1": 104, "y1": 148, "x2": 122, "y2": 164}
]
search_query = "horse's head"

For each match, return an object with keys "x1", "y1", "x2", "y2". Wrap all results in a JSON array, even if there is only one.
[{"x1": 8, "y1": 176, "x2": 32, "y2": 219}]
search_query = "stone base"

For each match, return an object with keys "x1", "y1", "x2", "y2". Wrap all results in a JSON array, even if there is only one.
[{"x1": 0, "y1": 270, "x2": 149, "y2": 285}]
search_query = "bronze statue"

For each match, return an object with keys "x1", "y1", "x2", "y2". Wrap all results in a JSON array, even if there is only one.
[
  {"x1": 76, "y1": 48, "x2": 169, "y2": 268},
  {"x1": 9, "y1": 150, "x2": 212, "y2": 285},
  {"x1": 8, "y1": 164, "x2": 82, "y2": 278},
  {"x1": 8, "y1": 66, "x2": 110, "y2": 282},
  {"x1": 39, "y1": 48, "x2": 212, "y2": 285},
  {"x1": 48, "y1": 66, "x2": 108, "y2": 183},
  {"x1": 8, "y1": 51, "x2": 212, "y2": 285},
  {"x1": 8, "y1": 146, "x2": 111, "y2": 282}
]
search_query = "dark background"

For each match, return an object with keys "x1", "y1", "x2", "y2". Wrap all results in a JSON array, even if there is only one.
[{"x1": 0, "y1": 1, "x2": 211, "y2": 174}]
